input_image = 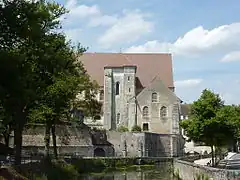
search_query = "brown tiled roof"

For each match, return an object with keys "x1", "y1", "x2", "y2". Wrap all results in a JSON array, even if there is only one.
[{"x1": 78, "y1": 53, "x2": 174, "y2": 88}]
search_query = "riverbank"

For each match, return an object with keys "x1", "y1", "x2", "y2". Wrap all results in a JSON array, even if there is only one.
[{"x1": 0, "y1": 157, "x2": 173, "y2": 180}]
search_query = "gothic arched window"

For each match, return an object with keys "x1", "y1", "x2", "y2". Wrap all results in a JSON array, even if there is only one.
[
  {"x1": 116, "y1": 113, "x2": 120, "y2": 124},
  {"x1": 143, "y1": 106, "x2": 149, "y2": 119},
  {"x1": 160, "y1": 106, "x2": 167, "y2": 118},
  {"x1": 116, "y1": 82, "x2": 120, "y2": 95},
  {"x1": 152, "y1": 92, "x2": 158, "y2": 102}
]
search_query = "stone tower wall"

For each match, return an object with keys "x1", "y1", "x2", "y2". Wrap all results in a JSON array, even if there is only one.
[
  {"x1": 103, "y1": 66, "x2": 136, "y2": 130},
  {"x1": 123, "y1": 66, "x2": 136, "y2": 130},
  {"x1": 103, "y1": 68, "x2": 113, "y2": 130}
]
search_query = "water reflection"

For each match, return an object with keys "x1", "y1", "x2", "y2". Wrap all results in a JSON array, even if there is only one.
[{"x1": 82, "y1": 166, "x2": 176, "y2": 180}]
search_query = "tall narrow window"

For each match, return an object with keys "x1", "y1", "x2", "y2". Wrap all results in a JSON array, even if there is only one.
[
  {"x1": 160, "y1": 106, "x2": 167, "y2": 118},
  {"x1": 143, "y1": 106, "x2": 149, "y2": 119},
  {"x1": 116, "y1": 113, "x2": 120, "y2": 124},
  {"x1": 152, "y1": 92, "x2": 158, "y2": 102},
  {"x1": 116, "y1": 82, "x2": 120, "y2": 95},
  {"x1": 128, "y1": 76, "x2": 130, "y2": 81}
]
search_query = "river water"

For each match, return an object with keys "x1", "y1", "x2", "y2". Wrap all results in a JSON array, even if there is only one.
[{"x1": 82, "y1": 163, "x2": 177, "y2": 180}]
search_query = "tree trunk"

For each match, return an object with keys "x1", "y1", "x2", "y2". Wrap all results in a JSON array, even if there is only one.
[
  {"x1": 13, "y1": 108, "x2": 27, "y2": 166},
  {"x1": 44, "y1": 123, "x2": 51, "y2": 159},
  {"x1": 233, "y1": 139, "x2": 238, "y2": 152},
  {"x1": 211, "y1": 145, "x2": 214, "y2": 167},
  {"x1": 214, "y1": 146, "x2": 218, "y2": 165},
  {"x1": 3, "y1": 127, "x2": 10, "y2": 148},
  {"x1": 51, "y1": 124, "x2": 58, "y2": 159},
  {"x1": 14, "y1": 125, "x2": 23, "y2": 166},
  {"x1": 4, "y1": 134, "x2": 10, "y2": 148}
]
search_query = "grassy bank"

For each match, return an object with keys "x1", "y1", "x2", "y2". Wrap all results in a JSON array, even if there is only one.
[{"x1": 0, "y1": 157, "x2": 164, "y2": 180}]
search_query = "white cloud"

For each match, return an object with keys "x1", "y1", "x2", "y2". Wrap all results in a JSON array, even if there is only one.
[
  {"x1": 62, "y1": 1, "x2": 153, "y2": 47},
  {"x1": 175, "y1": 78, "x2": 240, "y2": 105},
  {"x1": 125, "y1": 23, "x2": 240, "y2": 56},
  {"x1": 175, "y1": 79, "x2": 203, "y2": 88},
  {"x1": 65, "y1": 0, "x2": 100, "y2": 19},
  {"x1": 221, "y1": 51, "x2": 240, "y2": 62},
  {"x1": 125, "y1": 40, "x2": 172, "y2": 53},
  {"x1": 88, "y1": 15, "x2": 118, "y2": 27},
  {"x1": 98, "y1": 10, "x2": 154, "y2": 48},
  {"x1": 62, "y1": 0, "x2": 117, "y2": 28},
  {"x1": 64, "y1": 28, "x2": 82, "y2": 42}
]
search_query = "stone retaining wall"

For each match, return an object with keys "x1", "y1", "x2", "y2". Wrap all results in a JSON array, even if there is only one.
[
  {"x1": 1, "y1": 123, "x2": 182, "y2": 158},
  {"x1": 106, "y1": 131, "x2": 180, "y2": 157},
  {"x1": 174, "y1": 159, "x2": 240, "y2": 180}
]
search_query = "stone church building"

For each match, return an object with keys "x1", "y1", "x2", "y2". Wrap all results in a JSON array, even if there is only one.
[
  {"x1": 1, "y1": 53, "x2": 185, "y2": 158},
  {"x1": 80, "y1": 53, "x2": 181, "y2": 135},
  {"x1": 77, "y1": 53, "x2": 185, "y2": 157}
]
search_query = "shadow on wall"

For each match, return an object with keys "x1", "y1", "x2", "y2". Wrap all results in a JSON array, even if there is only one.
[
  {"x1": 91, "y1": 129, "x2": 115, "y2": 157},
  {"x1": 145, "y1": 133, "x2": 168, "y2": 157}
]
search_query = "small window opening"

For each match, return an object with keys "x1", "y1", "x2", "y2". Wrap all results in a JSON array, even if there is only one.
[
  {"x1": 116, "y1": 113, "x2": 120, "y2": 124},
  {"x1": 143, "y1": 123, "x2": 149, "y2": 131},
  {"x1": 116, "y1": 82, "x2": 120, "y2": 95},
  {"x1": 152, "y1": 92, "x2": 158, "y2": 102}
]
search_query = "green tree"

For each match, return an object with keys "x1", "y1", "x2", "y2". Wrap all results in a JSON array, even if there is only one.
[
  {"x1": 1, "y1": 0, "x2": 102, "y2": 164},
  {"x1": 0, "y1": 0, "x2": 67, "y2": 164},
  {"x1": 180, "y1": 89, "x2": 235, "y2": 166},
  {"x1": 215, "y1": 105, "x2": 240, "y2": 151}
]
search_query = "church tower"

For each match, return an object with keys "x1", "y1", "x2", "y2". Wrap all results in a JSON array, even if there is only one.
[{"x1": 103, "y1": 65, "x2": 137, "y2": 130}]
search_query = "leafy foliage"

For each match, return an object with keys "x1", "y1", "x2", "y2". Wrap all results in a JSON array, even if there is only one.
[
  {"x1": 180, "y1": 89, "x2": 230, "y2": 145},
  {"x1": 117, "y1": 126, "x2": 129, "y2": 132},
  {"x1": 180, "y1": 89, "x2": 239, "y2": 166},
  {"x1": 131, "y1": 125, "x2": 142, "y2": 132},
  {"x1": 0, "y1": 0, "x2": 101, "y2": 163},
  {"x1": 73, "y1": 80, "x2": 102, "y2": 119}
]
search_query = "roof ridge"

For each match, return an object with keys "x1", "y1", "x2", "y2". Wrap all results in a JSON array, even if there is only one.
[
  {"x1": 84, "y1": 52, "x2": 172, "y2": 55},
  {"x1": 120, "y1": 53, "x2": 133, "y2": 65}
]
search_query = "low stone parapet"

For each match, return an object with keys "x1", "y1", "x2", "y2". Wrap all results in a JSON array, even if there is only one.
[{"x1": 174, "y1": 158, "x2": 240, "y2": 180}]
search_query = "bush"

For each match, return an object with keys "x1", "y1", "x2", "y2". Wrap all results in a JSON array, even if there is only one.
[
  {"x1": 131, "y1": 125, "x2": 142, "y2": 132},
  {"x1": 117, "y1": 126, "x2": 129, "y2": 132}
]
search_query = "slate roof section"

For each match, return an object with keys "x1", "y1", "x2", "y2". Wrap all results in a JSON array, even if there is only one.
[{"x1": 78, "y1": 53, "x2": 174, "y2": 88}]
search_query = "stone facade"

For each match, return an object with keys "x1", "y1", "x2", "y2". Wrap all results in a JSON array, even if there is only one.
[
  {"x1": 102, "y1": 66, "x2": 181, "y2": 135},
  {"x1": 103, "y1": 66, "x2": 137, "y2": 130},
  {"x1": 135, "y1": 76, "x2": 181, "y2": 134},
  {"x1": 98, "y1": 65, "x2": 183, "y2": 157}
]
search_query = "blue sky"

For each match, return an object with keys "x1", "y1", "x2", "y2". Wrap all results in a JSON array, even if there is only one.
[{"x1": 56, "y1": 0, "x2": 240, "y2": 104}]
